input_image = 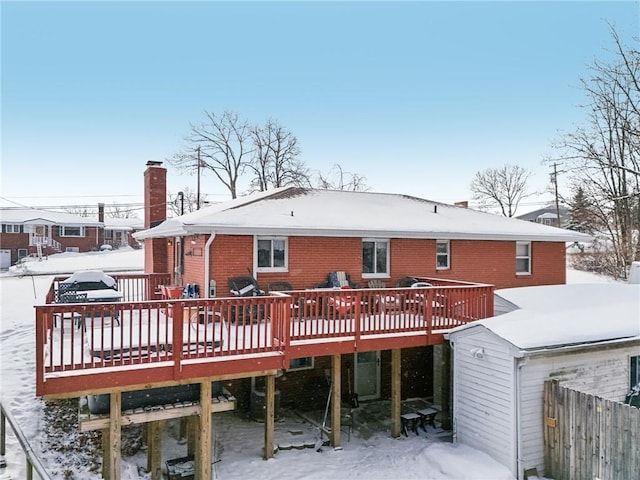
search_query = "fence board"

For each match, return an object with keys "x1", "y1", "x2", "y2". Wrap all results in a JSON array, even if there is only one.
[{"x1": 544, "y1": 381, "x2": 639, "y2": 480}]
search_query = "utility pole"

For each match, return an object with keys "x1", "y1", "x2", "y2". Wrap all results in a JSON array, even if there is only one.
[
  {"x1": 551, "y1": 163, "x2": 561, "y2": 227},
  {"x1": 196, "y1": 146, "x2": 201, "y2": 210},
  {"x1": 178, "y1": 191, "x2": 185, "y2": 216}
]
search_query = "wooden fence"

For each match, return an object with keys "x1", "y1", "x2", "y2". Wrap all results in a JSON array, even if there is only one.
[{"x1": 543, "y1": 380, "x2": 640, "y2": 480}]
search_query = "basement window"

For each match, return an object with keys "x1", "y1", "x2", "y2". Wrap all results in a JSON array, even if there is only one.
[{"x1": 288, "y1": 357, "x2": 314, "y2": 371}]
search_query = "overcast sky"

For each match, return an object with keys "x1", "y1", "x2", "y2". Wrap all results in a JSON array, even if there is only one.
[{"x1": 2, "y1": 1, "x2": 639, "y2": 216}]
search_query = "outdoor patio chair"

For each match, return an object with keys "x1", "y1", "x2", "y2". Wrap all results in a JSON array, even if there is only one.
[
  {"x1": 394, "y1": 277, "x2": 419, "y2": 288},
  {"x1": 327, "y1": 271, "x2": 360, "y2": 289},
  {"x1": 267, "y1": 281, "x2": 293, "y2": 292},
  {"x1": 367, "y1": 280, "x2": 386, "y2": 289},
  {"x1": 227, "y1": 276, "x2": 266, "y2": 324},
  {"x1": 228, "y1": 276, "x2": 264, "y2": 297}
]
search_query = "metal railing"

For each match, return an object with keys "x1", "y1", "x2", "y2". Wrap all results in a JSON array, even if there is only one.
[{"x1": 0, "y1": 400, "x2": 52, "y2": 480}]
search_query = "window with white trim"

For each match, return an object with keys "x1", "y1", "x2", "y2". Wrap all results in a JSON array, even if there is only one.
[
  {"x1": 2, "y1": 224, "x2": 22, "y2": 233},
  {"x1": 288, "y1": 357, "x2": 314, "y2": 371},
  {"x1": 256, "y1": 237, "x2": 287, "y2": 272},
  {"x1": 631, "y1": 356, "x2": 640, "y2": 389},
  {"x1": 59, "y1": 226, "x2": 85, "y2": 237},
  {"x1": 362, "y1": 239, "x2": 389, "y2": 277},
  {"x1": 516, "y1": 242, "x2": 531, "y2": 275},
  {"x1": 436, "y1": 240, "x2": 450, "y2": 270}
]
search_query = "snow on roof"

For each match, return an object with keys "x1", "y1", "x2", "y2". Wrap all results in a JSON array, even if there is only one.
[
  {"x1": 451, "y1": 284, "x2": 640, "y2": 351},
  {"x1": 0, "y1": 207, "x2": 102, "y2": 226},
  {"x1": 134, "y1": 187, "x2": 590, "y2": 242},
  {"x1": 103, "y1": 217, "x2": 143, "y2": 231}
]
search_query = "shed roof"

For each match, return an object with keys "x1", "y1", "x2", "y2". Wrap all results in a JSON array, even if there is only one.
[
  {"x1": 450, "y1": 284, "x2": 640, "y2": 351},
  {"x1": 134, "y1": 187, "x2": 589, "y2": 242}
]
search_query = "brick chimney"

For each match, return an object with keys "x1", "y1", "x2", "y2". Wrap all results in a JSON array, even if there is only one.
[
  {"x1": 144, "y1": 161, "x2": 168, "y2": 274},
  {"x1": 454, "y1": 201, "x2": 468, "y2": 208}
]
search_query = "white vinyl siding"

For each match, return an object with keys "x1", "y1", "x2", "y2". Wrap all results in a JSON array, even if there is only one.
[
  {"x1": 452, "y1": 327, "x2": 516, "y2": 475},
  {"x1": 518, "y1": 346, "x2": 640, "y2": 477}
]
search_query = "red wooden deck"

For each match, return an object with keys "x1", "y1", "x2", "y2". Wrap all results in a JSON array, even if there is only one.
[{"x1": 36, "y1": 275, "x2": 494, "y2": 398}]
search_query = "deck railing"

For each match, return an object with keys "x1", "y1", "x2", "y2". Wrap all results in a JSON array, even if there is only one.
[{"x1": 36, "y1": 275, "x2": 493, "y2": 397}]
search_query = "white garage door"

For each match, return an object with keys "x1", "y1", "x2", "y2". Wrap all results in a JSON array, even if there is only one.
[{"x1": 0, "y1": 249, "x2": 11, "y2": 270}]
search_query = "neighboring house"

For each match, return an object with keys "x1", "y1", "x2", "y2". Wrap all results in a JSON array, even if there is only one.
[
  {"x1": 516, "y1": 205, "x2": 569, "y2": 228},
  {"x1": 103, "y1": 217, "x2": 144, "y2": 249},
  {"x1": 447, "y1": 283, "x2": 640, "y2": 480},
  {"x1": 0, "y1": 207, "x2": 104, "y2": 268},
  {"x1": 132, "y1": 162, "x2": 590, "y2": 408}
]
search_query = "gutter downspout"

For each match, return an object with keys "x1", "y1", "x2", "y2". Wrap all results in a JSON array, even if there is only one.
[
  {"x1": 204, "y1": 233, "x2": 216, "y2": 298},
  {"x1": 515, "y1": 356, "x2": 529, "y2": 480}
]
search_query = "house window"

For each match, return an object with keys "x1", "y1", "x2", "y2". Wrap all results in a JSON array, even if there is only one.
[
  {"x1": 436, "y1": 240, "x2": 450, "y2": 270},
  {"x1": 362, "y1": 239, "x2": 389, "y2": 277},
  {"x1": 256, "y1": 237, "x2": 287, "y2": 272},
  {"x1": 2, "y1": 224, "x2": 22, "y2": 233},
  {"x1": 17, "y1": 248, "x2": 28, "y2": 260},
  {"x1": 516, "y1": 242, "x2": 531, "y2": 275},
  {"x1": 631, "y1": 356, "x2": 640, "y2": 389},
  {"x1": 104, "y1": 229, "x2": 113, "y2": 240},
  {"x1": 60, "y1": 226, "x2": 85, "y2": 237},
  {"x1": 288, "y1": 357, "x2": 314, "y2": 371}
]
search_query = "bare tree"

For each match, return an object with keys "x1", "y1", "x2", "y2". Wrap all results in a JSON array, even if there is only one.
[
  {"x1": 170, "y1": 111, "x2": 251, "y2": 199},
  {"x1": 168, "y1": 188, "x2": 208, "y2": 217},
  {"x1": 248, "y1": 119, "x2": 311, "y2": 191},
  {"x1": 470, "y1": 164, "x2": 534, "y2": 217},
  {"x1": 106, "y1": 204, "x2": 137, "y2": 219},
  {"x1": 316, "y1": 164, "x2": 369, "y2": 191},
  {"x1": 551, "y1": 27, "x2": 640, "y2": 278}
]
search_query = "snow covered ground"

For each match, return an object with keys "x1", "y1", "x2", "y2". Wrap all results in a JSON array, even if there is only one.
[{"x1": 0, "y1": 248, "x2": 618, "y2": 479}]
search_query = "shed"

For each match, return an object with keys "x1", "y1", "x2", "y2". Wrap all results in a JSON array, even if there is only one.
[{"x1": 447, "y1": 283, "x2": 640, "y2": 479}]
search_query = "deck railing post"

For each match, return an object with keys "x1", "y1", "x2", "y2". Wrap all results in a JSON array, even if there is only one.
[
  {"x1": 35, "y1": 308, "x2": 45, "y2": 397},
  {"x1": 171, "y1": 302, "x2": 184, "y2": 379}
]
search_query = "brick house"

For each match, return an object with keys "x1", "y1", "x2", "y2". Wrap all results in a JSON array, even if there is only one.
[
  {"x1": 133, "y1": 162, "x2": 589, "y2": 411},
  {"x1": 0, "y1": 207, "x2": 104, "y2": 267}
]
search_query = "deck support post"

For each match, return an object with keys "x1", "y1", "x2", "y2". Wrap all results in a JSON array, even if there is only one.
[
  {"x1": 196, "y1": 381, "x2": 212, "y2": 480},
  {"x1": 263, "y1": 374, "x2": 275, "y2": 459},
  {"x1": 187, "y1": 416, "x2": 197, "y2": 456},
  {"x1": 391, "y1": 348, "x2": 401, "y2": 438},
  {"x1": 146, "y1": 420, "x2": 162, "y2": 480},
  {"x1": 330, "y1": 354, "x2": 341, "y2": 447},
  {"x1": 433, "y1": 343, "x2": 452, "y2": 430},
  {"x1": 109, "y1": 391, "x2": 122, "y2": 480}
]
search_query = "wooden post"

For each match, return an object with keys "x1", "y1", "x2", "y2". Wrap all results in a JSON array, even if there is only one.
[
  {"x1": 146, "y1": 420, "x2": 163, "y2": 480},
  {"x1": 195, "y1": 381, "x2": 212, "y2": 480},
  {"x1": 331, "y1": 354, "x2": 341, "y2": 447},
  {"x1": 187, "y1": 416, "x2": 196, "y2": 457},
  {"x1": 102, "y1": 429, "x2": 110, "y2": 479},
  {"x1": 109, "y1": 392, "x2": 122, "y2": 480},
  {"x1": 391, "y1": 348, "x2": 401, "y2": 438},
  {"x1": 264, "y1": 374, "x2": 275, "y2": 459},
  {"x1": 179, "y1": 417, "x2": 187, "y2": 444}
]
